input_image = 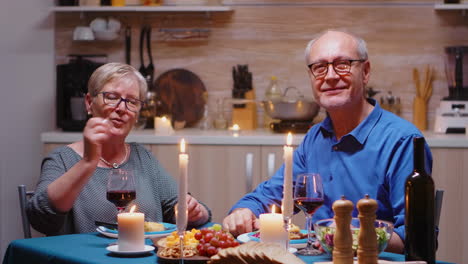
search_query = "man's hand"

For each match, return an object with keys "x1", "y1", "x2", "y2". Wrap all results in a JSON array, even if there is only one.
[
  {"x1": 186, "y1": 195, "x2": 209, "y2": 226},
  {"x1": 222, "y1": 208, "x2": 259, "y2": 237},
  {"x1": 385, "y1": 231, "x2": 404, "y2": 253}
]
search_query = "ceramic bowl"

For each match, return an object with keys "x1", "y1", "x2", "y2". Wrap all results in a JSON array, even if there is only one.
[
  {"x1": 90, "y1": 17, "x2": 107, "y2": 31},
  {"x1": 93, "y1": 29, "x2": 119, "y2": 41},
  {"x1": 73, "y1": 26, "x2": 95, "y2": 41}
]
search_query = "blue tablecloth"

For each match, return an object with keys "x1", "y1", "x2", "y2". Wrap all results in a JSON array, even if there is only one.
[{"x1": 2, "y1": 233, "x2": 452, "y2": 264}]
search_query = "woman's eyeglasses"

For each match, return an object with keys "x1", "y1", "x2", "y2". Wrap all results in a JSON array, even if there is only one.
[{"x1": 99, "y1": 92, "x2": 144, "y2": 113}]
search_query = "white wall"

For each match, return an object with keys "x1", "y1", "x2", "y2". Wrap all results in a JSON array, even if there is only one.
[{"x1": 0, "y1": 0, "x2": 55, "y2": 258}]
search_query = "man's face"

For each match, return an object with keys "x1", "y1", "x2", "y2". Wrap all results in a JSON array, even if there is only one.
[{"x1": 307, "y1": 31, "x2": 370, "y2": 111}]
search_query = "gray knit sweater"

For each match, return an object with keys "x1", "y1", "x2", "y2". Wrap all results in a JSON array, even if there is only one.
[{"x1": 27, "y1": 143, "x2": 188, "y2": 236}]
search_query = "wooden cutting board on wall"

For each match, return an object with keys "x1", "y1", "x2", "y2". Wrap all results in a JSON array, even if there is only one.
[{"x1": 153, "y1": 68, "x2": 206, "y2": 128}]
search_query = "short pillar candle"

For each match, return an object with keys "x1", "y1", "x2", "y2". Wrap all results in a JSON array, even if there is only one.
[
  {"x1": 117, "y1": 209, "x2": 145, "y2": 251},
  {"x1": 259, "y1": 206, "x2": 287, "y2": 247}
]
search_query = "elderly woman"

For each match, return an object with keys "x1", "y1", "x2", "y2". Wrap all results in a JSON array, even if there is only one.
[{"x1": 27, "y1": 63, "x2": 210, "y2": 235}]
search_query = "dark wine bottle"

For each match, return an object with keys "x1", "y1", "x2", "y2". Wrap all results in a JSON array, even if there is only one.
[{"x1": 405, "y1": 137, "x2": 435, "y2": 264}]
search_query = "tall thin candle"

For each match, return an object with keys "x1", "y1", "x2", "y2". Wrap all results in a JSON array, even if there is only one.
[
  {"x1": 282, "y1": 132, "x2": 294, "y2": 218},
  {"x1": 177, "y1": 138, "x2": 188, "y2": 233}
]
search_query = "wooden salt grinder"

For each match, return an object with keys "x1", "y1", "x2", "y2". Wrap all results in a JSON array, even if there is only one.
[
  {"x1": 357, "y1": 194, "x2": 378, "y2": 264},
  {"x1": 332, "y1": 196, "x2": 354, "y2": 264}
]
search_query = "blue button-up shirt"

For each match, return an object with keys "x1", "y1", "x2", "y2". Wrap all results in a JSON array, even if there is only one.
[{"x1": 231, "y1": 99, "x2": 432, "y2": 240}]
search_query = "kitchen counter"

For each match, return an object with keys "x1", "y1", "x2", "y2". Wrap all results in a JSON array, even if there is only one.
[{"x1": 41, "y1": 129, "x2": 468, "y2": 148}]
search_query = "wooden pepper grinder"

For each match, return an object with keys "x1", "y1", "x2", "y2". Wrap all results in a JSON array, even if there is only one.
[
  {"x1": 332, "y1": 196, "x2": 354, "y2": 264},
  {"x1": 357, "y1": 194, "x2": 378, "y2": 264}
]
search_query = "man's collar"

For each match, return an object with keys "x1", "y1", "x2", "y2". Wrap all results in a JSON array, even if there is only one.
[{"x1": 319, "y1": 98, "x2": 381, "y2": 146}]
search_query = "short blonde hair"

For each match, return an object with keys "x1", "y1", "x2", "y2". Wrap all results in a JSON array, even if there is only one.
[{"x1": 87, "y1": 62, "x2": 148, "y2": 101}]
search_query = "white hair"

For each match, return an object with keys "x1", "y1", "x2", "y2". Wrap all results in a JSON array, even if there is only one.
[{"x1": 304, "y1": 30, "x2": 368, "y2": 65}]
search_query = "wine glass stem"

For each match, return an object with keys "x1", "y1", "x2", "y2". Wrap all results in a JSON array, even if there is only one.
[
  {"x1": 179, "y1": 234, "x2": 184, "y2": 264},
  {"x1": 306, "y1": 214, "x2": 314, "y2": 249}
]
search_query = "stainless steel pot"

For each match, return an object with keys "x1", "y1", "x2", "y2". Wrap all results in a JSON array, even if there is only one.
[{"x1": 262, "y1": 87, "x2": 320, "y2": 121}]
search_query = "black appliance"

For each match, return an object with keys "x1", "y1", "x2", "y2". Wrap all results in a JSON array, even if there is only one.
[
  {"x1": 58, "y1": 0, "x2": 78, "y2": 5},
  {"x1": 444, "y1": 46, "x2": 468, "y2": 100},
  {"x1": 270, "y1": 120, "x2": 313, "y2": 133},
  {"x1": 434, "y1": 46, "x2": 468, "y2": 133},
  {"x1": 56, "y1": 55, "x2": 106, "y2": 131}
]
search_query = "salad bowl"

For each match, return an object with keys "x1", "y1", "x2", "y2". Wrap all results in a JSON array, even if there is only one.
[{"x1": 313, "y1": 218, "x2": 393, "y2": 256}]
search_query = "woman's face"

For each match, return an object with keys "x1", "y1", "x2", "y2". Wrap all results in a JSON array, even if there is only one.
[{"x1": 86, "y1": 76, "x2": 140, "y2": 138}]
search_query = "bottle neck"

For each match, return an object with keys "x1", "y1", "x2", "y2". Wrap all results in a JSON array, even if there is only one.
[{"x1": 413, "y1": 137, "x2": 426, "y2": 173}]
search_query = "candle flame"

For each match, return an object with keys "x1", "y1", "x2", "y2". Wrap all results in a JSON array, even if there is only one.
[
  {"x1": 129, "y1": 205, "x2": 136, "y2": 213},
  {"x1": 232, "y1": 124, "x2": 240, "y2": 131},
  {"x1": 271, "y1": 204, "x2": 276, "y2": 213},
  {"x1": 286, "y1": 132, "x2": 292, "y2": 146},
  {"x1": 162, "y1": 116, "x2": 167, "y2": 122},
  {"x1": 180, "y1": 138, "x2": 186, "y2": 153}
]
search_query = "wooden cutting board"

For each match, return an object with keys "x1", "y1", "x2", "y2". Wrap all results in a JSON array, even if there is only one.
[{"x1": 153, "y1": 69, "x2": 206, "y2": 128}]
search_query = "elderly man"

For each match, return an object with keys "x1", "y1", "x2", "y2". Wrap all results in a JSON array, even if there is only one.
[{"x1": 223, "y1": 30, "x2": 432, "y2": 253}]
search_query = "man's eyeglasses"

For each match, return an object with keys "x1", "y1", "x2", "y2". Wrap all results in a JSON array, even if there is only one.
[
  {"x1": 308, "y1": 59, "x2": 366, "y2": 78},
  {"x1": 99, "y1": 92, "x2": 144, "y2": 113}
]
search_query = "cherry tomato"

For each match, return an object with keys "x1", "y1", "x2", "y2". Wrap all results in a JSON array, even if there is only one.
[
  {"x1": 194, "y1": 232, "x2": 203, "y2": 240},
  {"x1": 206, "y1": 246, "x2": 218, "y2": 256},
  {"x1": 204, "y1": 232, "x2": 213, "y2": 243}
]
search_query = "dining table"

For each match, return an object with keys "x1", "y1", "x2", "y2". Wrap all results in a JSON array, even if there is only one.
[{"x1": 2, "y1": 232, "x2": 454, "y2": 264}]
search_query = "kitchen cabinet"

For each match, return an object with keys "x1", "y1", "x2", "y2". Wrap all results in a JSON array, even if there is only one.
[
  {"x1": 151, "y1": 143, "x2": 306, "y2": 225},
  {"x1": 260, "y1": 146, "x2": 283, "y2": 181},
  {"x1": 151, "y1": 144, "x2": 277, "y2": 223},
  {"x1": 431, "y1": 148, "x2": 468, "y2": 264}
]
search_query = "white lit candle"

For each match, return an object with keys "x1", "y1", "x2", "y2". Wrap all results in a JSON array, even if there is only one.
[
  {"x1": 231, "y1": 124, "x2": 240, "y2": 131},
  {"x1": 230, "y1": 124, "x2": 240, "y2": 137},
  {"x1": 177, "y1": 138, "x2": 188, "y2": 233},
  {"x1": 155, "y1": 116, "x2": 174, "y2": 134},
  {"x1": 117, "y1": 205, "x2": 144, "y2": 251},
  {"x1": 282, "y1": 132, "x2": 294, "y2": 218},
  {"x1": 259, "y1": 205, "x2": 285, "y2": 243}
]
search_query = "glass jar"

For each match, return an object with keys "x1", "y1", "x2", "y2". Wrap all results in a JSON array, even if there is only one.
[
  {"x1": 140, "y1": 91, "x2": 158, "y2": 128},
  {"x1": 213, "y1": 98, "x2": 227, "y2": 130}
]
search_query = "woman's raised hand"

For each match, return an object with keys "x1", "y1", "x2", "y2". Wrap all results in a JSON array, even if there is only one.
[{"x1": 82, "y1": 117, "x2": 112, "y2": 164}]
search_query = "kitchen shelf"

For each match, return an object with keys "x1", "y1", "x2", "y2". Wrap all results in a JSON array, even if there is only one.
[
  {"x1": 51, "y1": 5, "x2": 232, "y2": 12},
  {"x1": 434, "y1": 3, "x2": 468, "y2": 9},
  {"x1": 434, "y1": 3, "x2": 468, "y2": 15}
]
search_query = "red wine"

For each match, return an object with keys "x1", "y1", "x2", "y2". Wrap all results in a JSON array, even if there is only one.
[
  {"x1": 294, "y1": 197, "x2": 324, "y2": 214},
  {"x1": 107, "y1": 190, "x2": 136, "y2": 208},
  {"x1": 405, "y1": 137, "x2": 435, "y2": 264}
]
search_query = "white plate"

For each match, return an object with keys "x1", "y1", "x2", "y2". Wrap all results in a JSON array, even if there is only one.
[
  {"x1": 106, "y1": 244, "x2": 155, "y2": 256},
  {"x1": 237, "y1": 233, "x2": 306, "y2": 250},
  {"x1": 96, "y1": 226, "x2": 174, "y2": 239}
]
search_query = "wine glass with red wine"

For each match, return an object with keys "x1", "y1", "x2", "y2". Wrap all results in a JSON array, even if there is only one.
[
  {"x1": 294, "y1": 173, "x2": 324, "y2": 256},
  {"x1": 106, "y1": 168, "x2": 136, "y2": 213}
]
